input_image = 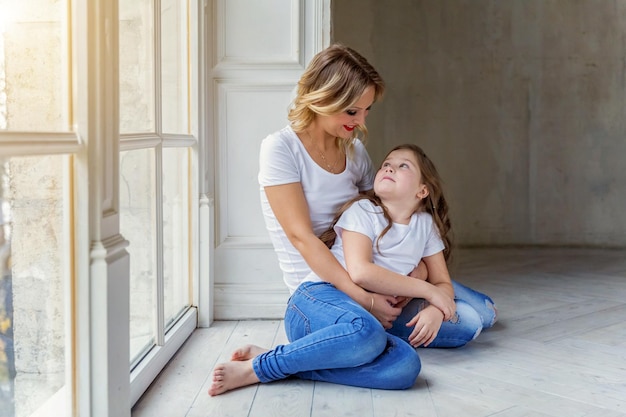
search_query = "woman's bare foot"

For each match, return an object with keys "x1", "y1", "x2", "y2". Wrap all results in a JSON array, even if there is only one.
[
  {"x1": 208, "y1": 359, "x2": 260, "y2": 396},
  {"x1": 230, "y1": 344, "x2": 269, "y2": 361}
]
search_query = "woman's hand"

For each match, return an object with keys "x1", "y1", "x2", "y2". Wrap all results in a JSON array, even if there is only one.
[
  {"x1": 406, "y1": 305, "x2": 444, "y2": 347},
  {"x1": 369, "y1": 293, "x2": 402, "y2": 329},
  {"x1": 392, "y1": 295, "x2": 412, "y2": 309}
]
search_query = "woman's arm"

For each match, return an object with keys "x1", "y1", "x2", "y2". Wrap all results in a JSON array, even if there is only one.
[
  {"x1": 264, "y1": 183, "x2": 401, "y2": 327},
  {"x1": 342, "y1": 229, "x2": 455, "y2": 320}
]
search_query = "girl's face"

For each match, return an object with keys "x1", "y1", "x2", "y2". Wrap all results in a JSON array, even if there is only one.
[
  {"x1": 374, "y1": 149, "x2": 428, "y2": 203},
  {"x1": 318, "y1": 86, "x2": 375, "y2": 139}
]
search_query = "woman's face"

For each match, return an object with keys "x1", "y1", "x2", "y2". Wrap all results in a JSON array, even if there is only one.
[{"x1": 318, "y1": 86, "x2": 376, "y2": 139}]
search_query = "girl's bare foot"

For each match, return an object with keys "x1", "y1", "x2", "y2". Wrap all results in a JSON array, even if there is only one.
[
  {"x1": 230, "y1": 344, "x2": 269, "y2": 361},
  {"x1": 208, "y1": 359, "x2": 260, "y2": 396}
]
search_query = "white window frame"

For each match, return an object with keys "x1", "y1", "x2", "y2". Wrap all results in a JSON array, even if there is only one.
[{"x1": 0, "y1": 0, "x2": 208, "y2": 414}]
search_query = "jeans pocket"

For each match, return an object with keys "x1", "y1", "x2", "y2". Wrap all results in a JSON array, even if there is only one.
[{"x1": 285, "y1": 301, "x2": 310, "y2": 342}]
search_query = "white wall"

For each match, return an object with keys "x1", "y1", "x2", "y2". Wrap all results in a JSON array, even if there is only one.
[{"x1": 209, "y1": 0, "x2": 330, "y2": 319}]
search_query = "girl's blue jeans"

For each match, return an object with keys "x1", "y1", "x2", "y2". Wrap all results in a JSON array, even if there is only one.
[
  {"x1": 252, "y1": 280, "x2": 497, "y2": 387},
  {"x1": 388, "y1": 280, "x2": 497, "y2": 347}
]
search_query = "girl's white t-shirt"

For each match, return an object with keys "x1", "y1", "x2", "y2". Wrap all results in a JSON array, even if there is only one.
[
  {"x1": 258, "y1": 125, "x2": 374, "y2": 293},
  {"x1": 304, "y1": 199, "x2": 445, "y2": 284}
]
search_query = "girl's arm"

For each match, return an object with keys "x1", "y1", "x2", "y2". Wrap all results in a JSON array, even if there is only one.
[
  {"x1": 342, "y1": 229, "x2": 455, "y2": 320},
  {"x1": 421, "y1": 251, "x2": 454, "y2": 298},
  {"x1": 264, "y1": 183, "x2": 401, "y2": 327},
  {"x1": 406, "y1": 251, "x2": 455, "y2": 347}
]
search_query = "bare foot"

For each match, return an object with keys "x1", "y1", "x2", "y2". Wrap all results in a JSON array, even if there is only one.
[
  {"x1": 208, "y1": 359, "x2": 260, "y2": 396},
  {"x1": 230, "y1": 344, "x2": 269, "y2": 361}
]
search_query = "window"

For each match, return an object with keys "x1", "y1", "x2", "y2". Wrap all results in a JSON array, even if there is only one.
[
  {"x1": 0, "y1": 1, "x2": 74, "y2": 415},
  {"x1": 0, "y1": 155, "x2": 72, "y2": 417},
  {"x1": 118, "y1": 0, "x2": 197, "y2": 404},
  {"x1": 0, "y1": 0, "x2": 200, "y2": 414}
]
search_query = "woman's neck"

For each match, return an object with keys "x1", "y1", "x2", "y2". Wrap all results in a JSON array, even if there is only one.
[
  {"x1": 300, "y1": 124, "x2": 345, "y2": 174},
  {"x1": 305, "y1": 123, "x2": 335, "y2": 151}
]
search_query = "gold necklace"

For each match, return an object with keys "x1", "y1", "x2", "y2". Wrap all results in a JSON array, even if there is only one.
[{"x1": 304, "y1": 130, "x2": 343, "y2": 173}]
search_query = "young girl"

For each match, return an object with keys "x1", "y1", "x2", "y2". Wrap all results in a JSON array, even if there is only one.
[
  {"x1": 318, "y1": 143, "x2": 465, "y2": 348},
  {"x1": 332, "y1": 144, "x2": 496, "y2": 349}
]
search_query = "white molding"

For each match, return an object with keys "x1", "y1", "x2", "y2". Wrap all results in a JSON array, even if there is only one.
[
  {"x1": 118, "y1": 134, "x2": 198, "y2": 151},
  {"x1": 195, "y1": 0, "x2": 214, "y2": 329},
  {"x1": 198, "y1": 193, "x2": 214, "y2": 327},
  {"x1": 214, "y1": 0, "x2": 304, "y2": 69},
  {"x1": 206, "y1": 0, "x2": 330, "y2": 324},
  {"x1": 119, "y1": 134, "x2": 162, "y2": 150},
  {"x1": 214, "y1": 283, "x2": 289, "y2": 320},
  {"x1": 161, "y1": 135, "x2": 197, "y2": 147},
  {"x1": 217, "y1": 236, "x2": 274, "y2": 249},
  {"x1": 73, "y1": 0, "x2": 129, "y2": 416},
  {"x1": 87, "y1": 235, "x2": 131, "y2": 417},
  {"x1": 155, "y1": 145, "x2": 166, "y2": 347},
  {"x1": 213, "y1": 80, "x2": 295, "y2": 245},
  {"x1": 0, "y1": 131, "x2": 82, "y2": 156},
  {"x1": 319, "y1": 0, "x2": 332, "y2": 51},
  {"x1": 130, "y1": 307, "x2": 197, "y2": 406}
]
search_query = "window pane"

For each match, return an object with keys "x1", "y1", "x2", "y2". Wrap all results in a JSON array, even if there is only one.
[
  {"x1": 161, "y1": 0, "x2": 189, "y2": 134},
  {"x1": 0, "y1": 1, "x2": 69, "y2": 132},
  {"x1": 120, "y1": 149, "x2": 157, "y2": 366},
  {"x1": 162, "y1": 147, "x2": 190, "y2": 329},
  {"x1": 1, "y1": 155, "x2": 70, "y2": 417},
  {"x1": 119, "y1": 0, "x2": 155, "y2": 134}
]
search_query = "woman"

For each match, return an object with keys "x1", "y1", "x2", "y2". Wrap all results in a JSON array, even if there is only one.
[{"x1": 208, "y1": 44, "x2": 495, "y2": 396}]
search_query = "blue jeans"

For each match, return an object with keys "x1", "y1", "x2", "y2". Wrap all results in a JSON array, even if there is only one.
[
  {"x1": 252, "y1": 281, "x2": 421, "y2": 389},
  {"x1": 388, "y1": 280, "x2": 497, "y2": 348}
]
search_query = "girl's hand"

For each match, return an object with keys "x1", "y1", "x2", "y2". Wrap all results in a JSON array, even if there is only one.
[
  {"x1": 406, "y1": 306, "x2": 444, "y2": 347},
  {"x1": 427, "y1": 285, "x2": 456, "y2": 321},
  {"x1": 369, "y1": 293, "x2": 402, "y2": 329}
]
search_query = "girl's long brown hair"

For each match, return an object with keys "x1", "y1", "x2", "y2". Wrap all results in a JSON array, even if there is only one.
[{"x1": 320, "y1": 144, "x2": 454, "y2": 262}]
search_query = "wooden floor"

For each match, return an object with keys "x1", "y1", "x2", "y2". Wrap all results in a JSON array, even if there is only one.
[{"x1": 131, "y1": 248, "x2": 626, "y2": 417}]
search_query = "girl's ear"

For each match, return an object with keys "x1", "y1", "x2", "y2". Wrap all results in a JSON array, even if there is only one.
[{"x1": 417, "y1": 184, "x2": 429, "y2": 200}]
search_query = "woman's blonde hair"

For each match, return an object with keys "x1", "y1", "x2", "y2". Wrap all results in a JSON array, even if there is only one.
[{"x1": 288, "y1": 44, "x2": 385, "y2": 157}]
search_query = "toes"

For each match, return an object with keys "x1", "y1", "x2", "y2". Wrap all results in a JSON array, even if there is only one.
[
  {"x1": 231, "y1": 350, "x2": 245, "y2": 361},
  {"x1": 231, "y1": 345, "x2": 252, "y2": 361},
  {"x1": 208, "y1": 384, "x2": 223, "y2": 397}
]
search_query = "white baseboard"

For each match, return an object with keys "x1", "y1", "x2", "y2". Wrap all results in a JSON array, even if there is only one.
[{"x1": 213, "y1": 283, "x2": 290, "y2": 320}]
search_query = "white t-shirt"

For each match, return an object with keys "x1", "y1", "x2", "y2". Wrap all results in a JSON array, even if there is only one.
[
  {"x1": 304, "y1": 199, "x2": 445, "y2": 284},
  {"x1": 258, "y1": 125, "x2": 375, "y2": 293}
]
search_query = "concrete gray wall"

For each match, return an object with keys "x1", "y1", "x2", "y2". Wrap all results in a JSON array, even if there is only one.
[{"x1": 333, "y1": 0, "x2": 626, "y2": 247}]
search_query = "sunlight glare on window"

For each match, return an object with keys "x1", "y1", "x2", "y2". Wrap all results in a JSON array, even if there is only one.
[
  {"x1": 0, "y1": 155, "x2": 70, "y2": 417},
  {"x1": 120, "y1": 148, "x2": 158, "y2": 366},
  {"x1": 161, "y1": 0, "x2": 190, "y2": 135},
  {"x1": 0, "y1": 1, "x2": 68, "y2": 132},
  {"x1": 119, "y1": 0, "x2": 155, "y2": 134},
  {"x1": 162, "y1": 147, "x2": 191, "y2": 330}
]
